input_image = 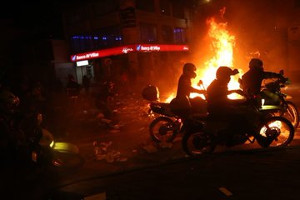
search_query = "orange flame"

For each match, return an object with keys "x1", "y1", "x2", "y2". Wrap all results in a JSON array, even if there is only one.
[{"x1": 164, "y1": 16, "x2": 243, "y2": 102}]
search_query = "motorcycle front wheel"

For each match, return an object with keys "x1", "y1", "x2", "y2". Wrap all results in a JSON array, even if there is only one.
[
  {"x1": 182, "y1": 131, "x2": 215, "y2": 157},
  {"x1": 149, "y1": 117, "x2": 178, "y2": 143},
  {"x1": 281, "y1": 101, "x2": 299, "y2": 129},
  {"x1": 257, "y1": 116, "x2": 294, "y2": 148},
  {"x1": 51, "y1": 150, "x2": 85, "y2": 170}
]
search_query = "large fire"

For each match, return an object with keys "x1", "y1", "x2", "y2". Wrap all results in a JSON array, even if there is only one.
[{"x1": 165, "y1": 16, "x2": 244, "y2": 102}]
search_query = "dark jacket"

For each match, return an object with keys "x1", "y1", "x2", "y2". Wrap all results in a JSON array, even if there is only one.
[
  {"x1": 206, "y1": 79, "x2": 230, "y2": 114},
  {"x1": 176, "y1": 74, "x2": 203, "y2": 98},
  {"x1": 241, "y1": 69, "x2": 283, "y2": 96}
]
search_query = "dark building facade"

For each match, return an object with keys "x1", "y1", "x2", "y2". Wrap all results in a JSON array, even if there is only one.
[{"x1": 61, "y1": 0, "x2": 195, "y2": 89}]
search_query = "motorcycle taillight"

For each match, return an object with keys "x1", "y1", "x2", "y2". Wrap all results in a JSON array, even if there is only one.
[
  {"x1": 31, "y1": 151, "x2": 38, "y2": 162},
  {"x1": 37, "y1": 113, "x2": 43, "y2": 125}
]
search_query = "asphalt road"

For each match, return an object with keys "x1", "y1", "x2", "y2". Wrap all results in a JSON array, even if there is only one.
[
  {"x1": 1, "y1": 87, "x2": 300, "y2": 200},
  {"x1": 53, "y1": 86, "x2": 300, "y2": 200},
  {"x1": 57, "y1": 145, "x2": 300, "y2": 200}
]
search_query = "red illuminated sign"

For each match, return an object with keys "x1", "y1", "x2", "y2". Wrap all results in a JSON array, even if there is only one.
[
  {"x1": 136, "y1": 44, "x2": 189, "y2": 52},
  {"x1": 71, "y1": 44, "x2": 189, "y2": 62}
]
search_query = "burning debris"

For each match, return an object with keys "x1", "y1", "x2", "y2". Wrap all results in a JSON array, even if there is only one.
[{"x1": 163, "y1": 10, "x2": 245, "y2": 103}]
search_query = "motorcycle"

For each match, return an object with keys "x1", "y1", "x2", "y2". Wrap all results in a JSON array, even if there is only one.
[
  {"x1": 21, "y1": 112, "x2": 84, "y2": 169},
  {"x1": 182, "y1": 96, "x2": 295, "y2": 157},
  {"x1": 148, "y1": 101, "x2": 183, "y2": 143},
  {"x1": 259, "y1": 71, "x2": 299, "y2": 129},
  {"x1": 143, "y1": 81, "x2": 207, "y2": 143}
]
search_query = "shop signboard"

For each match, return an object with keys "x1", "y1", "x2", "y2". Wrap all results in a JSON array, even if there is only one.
[{"x1": 70, "y1": 44, "x2": 189, "y2": 62}]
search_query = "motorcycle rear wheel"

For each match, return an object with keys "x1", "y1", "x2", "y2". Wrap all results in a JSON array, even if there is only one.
[
  {"x1": 182, "y1": 131, "x2": 215, "y2": 157},
  {"x1": 257, "y1": 116, "x2": 294, "y2": 148},
  {"x1": 149, "y1": 117, "x2": 178, "y2": 143}
]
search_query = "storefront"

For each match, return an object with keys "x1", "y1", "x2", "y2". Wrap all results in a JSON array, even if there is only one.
[{"x1": 70, "y1": 43, "x2": 189, "y2": 84}]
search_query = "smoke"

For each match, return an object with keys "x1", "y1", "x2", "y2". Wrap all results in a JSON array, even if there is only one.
[
  {"x1": 191, "y1": 0, "x2": 292, "y2": 73},
  {"x1": 227, "y1": 0, "x2": 286, "y2": 72},
  {"x1": 147, "y1": 0, "x2": 296, "y2": 99}
]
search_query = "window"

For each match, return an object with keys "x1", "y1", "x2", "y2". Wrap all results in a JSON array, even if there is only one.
[
  {"x1": 70, "y1": 35, "x2": 89, "y2": 53},
  {"x1": 160, "y1": 0, "x2": 171, "y2": 15},
  {"x1": 174, "y1": 27, "x2": 186, "y2": 44},
  {"x1": 136, "y1": 0, "x2": 155, "y2": 12},
  {"x1": 140, "y1": 23, "x2": 157, "y2": 43},
  {"x1": 162, "y1": 25, "x2": 173, "y2": 43},
  {"x1": 172, "y1": 1, "x2": 185, "y2": 18},
  {"x1": 70, "y1": 27, "x2": 123, "y2": 53},
  {"x1": 92, "y1": 0, "x2": 119, "y2": 16},
  {"x1": 95, "y1": 26, "x2": 123, "y2": 48},
  {"x1": 120, "y1": 7, "x2": 136, "y2": 28}
]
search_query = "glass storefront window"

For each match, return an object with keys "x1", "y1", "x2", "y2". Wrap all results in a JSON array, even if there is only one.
[
  {"x1": 174, "y1": 27, "x2": 186, "y2": 44},
  {"x1": 140, "y1": 23, "x2": 157, "y2": 43},
  {"x1": 162, "y1": 25, "x2": 173, "y2": 43},
  {"x1": 70, "y1": 27, "x2": 123, "y2": 53}
]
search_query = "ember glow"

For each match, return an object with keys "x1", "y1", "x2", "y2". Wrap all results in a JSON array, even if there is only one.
[{"x1": 164, "y1": 16, "x2": 243, "y2": 102}]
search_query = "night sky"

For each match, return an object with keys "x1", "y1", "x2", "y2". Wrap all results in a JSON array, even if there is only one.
[{"x1": 0, "y1": 1, "x2": 78, "y2": 39}]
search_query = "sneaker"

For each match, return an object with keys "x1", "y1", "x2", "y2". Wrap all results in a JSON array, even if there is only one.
[
  {"x1": 264, "y1": 129, "x2": 280, "y2": 147},
  {"x1": 264, "y1": 137, "x2": 274, "y2": 147}
]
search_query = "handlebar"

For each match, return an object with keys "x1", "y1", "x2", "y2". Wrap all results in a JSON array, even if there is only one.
[{"x1": 263, "y1": 76, "x2": 289, "y2": 91}]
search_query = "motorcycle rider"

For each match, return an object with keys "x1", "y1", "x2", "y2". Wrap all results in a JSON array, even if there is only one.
[
  {"x1": 95, "y1": 80, "x2": 115, "y2": 121},
  {"x1": 176, "y1": 63, "x2": 206, "y2": 99},
  {"x1": 206, "y1": 66, "x2": 276, "y2": 147},
  {"x1": 239, "y1": 58, "x2": 286, "y2": 98},
  {"x1": 206, "y1": 66, "x2": 244, "y2": 115},
  {"x1": 171, "y1": 63, "x2": 206, "y2": 118},
  {"x1": 0, "y1": 87, "x2": 24, "y2": 161}
]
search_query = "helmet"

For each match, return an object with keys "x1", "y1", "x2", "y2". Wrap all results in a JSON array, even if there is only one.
[
  {"x1": 183, "y1": 63, "x2": 197, "y2": 78},
  {"x1": 216, "y1": 66, "x2": 239, "y2": 79},
  {"x1": 0, "y1": 90, "x2": 20, "y2": 114},
  {"x1": 249, "y1": 58, "x2": 263, "y2": 71}
]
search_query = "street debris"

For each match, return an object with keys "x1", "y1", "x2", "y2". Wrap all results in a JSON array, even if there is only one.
[
  {"x1": 173, "y1": 137, "x2": 182, "y2": 143},
  {"x1": 132, "y1": 149, "x2": 138, "y2": 153},
  {"x1": 219, "y1": 187, "x2": 233, "y2": 196},
  {"x1": 138, "y1": 127, "x2": 145, "y2": 132},
  {"x1": 109, "y1": 129, "x2": 121, "y2": 133},
  {"x1": 159, "y1": 142, "x2": 173, "y2": 149},
  {"x1": 84, "y1": 192, "x2": 106, "y2": 200},
  {"x1": 142, "y1": 144, "x2": 158, "y2": 153},
  {"x1": 93, "y1": 141, "x2": 128, "y2": 163}
]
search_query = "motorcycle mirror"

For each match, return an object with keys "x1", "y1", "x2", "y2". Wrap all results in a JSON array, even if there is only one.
[
  {"x1": 232, "y1": 69, "x2": 239, "y2": 75},
  {"x1": 197, "y1": 80, "x2": 203, "y2": 86},
  {"x1": 279, "y1": 70, "x2": 284, "y2": 75}
]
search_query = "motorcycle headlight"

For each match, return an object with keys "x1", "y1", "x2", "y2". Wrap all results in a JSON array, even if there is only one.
[
  {"x1": 50, "y1": 140, "x2": 55, "y2": 148},
  {"x1": 261, "y1": 99, "x2": 265, "y2": 106}
]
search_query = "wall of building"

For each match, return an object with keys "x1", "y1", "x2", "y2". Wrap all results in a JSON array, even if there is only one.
[{"x1": 61, "y1": 0, "x2": 194, "y2": 87}]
